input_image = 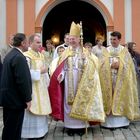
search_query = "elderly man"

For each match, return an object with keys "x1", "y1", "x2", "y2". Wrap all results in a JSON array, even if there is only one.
[{"x1": 49, "y1": 21, "x2": 105, "y2": 136}]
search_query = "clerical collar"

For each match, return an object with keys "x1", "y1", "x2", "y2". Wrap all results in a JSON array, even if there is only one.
[
  {"x1": 64, "y1": 44, "x2": 68, "y2": 48},
  {"x1": 112, "y1": 44, "x2": 119, "y2": 48},
  {"x1": 30, "y1": 49, "x2": 39, "y2": 55}
]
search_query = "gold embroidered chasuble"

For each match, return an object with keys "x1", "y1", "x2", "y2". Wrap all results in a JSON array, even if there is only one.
[
  {"x1": 100, "y1": 46, "x2": 140, "y2": 120},
  {"x1": 57, "y1": 46, "x2": 105, "y2": 122},
  {"x1": 24, "y1": 49, "x2": 52, "y2": 115}
]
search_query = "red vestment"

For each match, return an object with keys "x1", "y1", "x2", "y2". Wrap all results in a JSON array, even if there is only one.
[{"x1": 48, "y1": 61, "x2": 65, "y2": 121}]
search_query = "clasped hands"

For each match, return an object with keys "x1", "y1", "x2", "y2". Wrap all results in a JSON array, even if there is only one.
[
  {"x1": 111, "y1": 61, "x2": 120, "y2": 69},
  {"x1": 40, "y1": 66, "x2": 47, "y2": 74}
]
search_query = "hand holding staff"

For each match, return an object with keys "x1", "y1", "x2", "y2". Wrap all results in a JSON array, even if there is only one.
[{"x1": 80, "y1": 21, "x2": 83, "y2": 52}]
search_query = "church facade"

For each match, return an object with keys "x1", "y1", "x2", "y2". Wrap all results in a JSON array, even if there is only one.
[{"x1": 0, "y1": 0, "x2": 140, "y2": 52}]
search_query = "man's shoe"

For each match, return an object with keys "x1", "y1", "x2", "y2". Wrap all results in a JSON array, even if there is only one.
[
  {"x1": 119, "y1": 125, "x2": 129, "y2": 129},
  {"x1": 28, "y1": 136, "x2": 45, "y2": 140},
  {"x1": 109, "y1": 128, "x2": 116, "y2": 131},
  {"x1": 67, "y1": 129, "x2": 74, "y2": 136},
  {"x1": 100, "y1": 126, "x2": 116, "y2": 131},
  {"x1": 76, "y1": 128, "x2": 85, "y2": 136}
]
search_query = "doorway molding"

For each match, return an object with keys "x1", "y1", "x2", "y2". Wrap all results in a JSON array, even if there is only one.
[{"x1": 35, "y1": 0, "x2": 114, "y2": 44}]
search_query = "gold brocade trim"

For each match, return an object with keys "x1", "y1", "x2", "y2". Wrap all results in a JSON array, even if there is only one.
[
  {"x1": 34, "y1": 81, "x2": 42, "y2": 114},
  {"x1": 67, "y1": 51, "x2": 84, "y2": 105},
  {"x1": 56, "y1": 46, "x2": 105, "y2": 121},
  {"x1": 69, "y1": 55, "x2": 105, "y2": 122},
  {"x1": 24, "y1": 49, "x2": 49, "y2": 115},
  {"x1": 67, "y1": 57, "x2": 74, "y2": 105},
  {"x1": 24, "y1": 49, "x2": 44, "y2": 60},
  {"x1": 70, "y1": 58, "x2": 95, "y2": 120},
  {"x1": 77, "y1": 56, "x2": 84, "y2": 82},
  {"x1": 100, "y1": 47, "x2": 140, "y2": 120},
  {"x1": 99, "y1": 49, "x2": 112, "y2": 114},
  {"x1": 112, "y1": 48, "x2": 140, "y2": 120},
  {"x1": 57, "y1": 46, "x2": 77, "y2": 105},
  {"x1": 28, "y1": 55, "x2": 42, "y2": 114},
  {"x1": 58, "y1": 46, "x2": 86, "y2": 65}
]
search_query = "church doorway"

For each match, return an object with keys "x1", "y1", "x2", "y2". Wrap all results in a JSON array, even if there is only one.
[{"x1": 42, "y1": 0, "x2": 106, "y2": 47}]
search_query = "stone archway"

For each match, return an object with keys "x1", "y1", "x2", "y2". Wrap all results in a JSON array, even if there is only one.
[{"x1": 35, "y1": 0, "x2": 114, "y2": 45}]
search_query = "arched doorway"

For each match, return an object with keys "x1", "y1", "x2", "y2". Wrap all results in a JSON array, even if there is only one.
[
  {"x1": 42, "y1": 0, "x2": 106, "y2": 47},
  {"x1": 35, "y1": 0, "x2": 114, "y2": 47}
]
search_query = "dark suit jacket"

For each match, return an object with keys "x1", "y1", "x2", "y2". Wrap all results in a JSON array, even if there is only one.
[
  {"x1": 0, "y1": 60, "x2": 2, "y2": 81},
  {"x1": 0, "y1": 48, "x2": 32, "y2": 109}
]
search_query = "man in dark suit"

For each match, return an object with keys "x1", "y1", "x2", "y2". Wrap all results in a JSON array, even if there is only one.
[
  {"x1": 0, "y1": 33, "x2": 32, "y2": 140},
  {"x1": 0, "y1": 55, "x2": 2, "y2": 80}
]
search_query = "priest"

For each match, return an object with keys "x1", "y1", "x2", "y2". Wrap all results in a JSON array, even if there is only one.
[{"x1": 49, "y1": 21, "x2": 105, "y2": 136}]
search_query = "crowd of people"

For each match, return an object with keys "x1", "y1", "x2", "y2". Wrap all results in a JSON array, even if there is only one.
[{"x1": 0, "y1": 21, "x2": 140, "y2": 140}]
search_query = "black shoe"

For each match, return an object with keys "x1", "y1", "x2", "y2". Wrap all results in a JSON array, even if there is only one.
[
  {"x1": 67, "y1": 129, "x2": 75, "y2": 136},
  {"x1": 100, "y1": 126, "x2": 116, "y2": 131},
  {"x1": 28, "y1": 136, "x2": 44, "y2": 140},
  {"x1": 109, "y1": 128, "x2": 116, "y2": 131},
  {"x1": 120, "y1": 125, "x2": 129, "y2": 129},
  {"x1": 76, "y1": 128, "x2": 85, "y2": 136},
  {"x1": 37, "y1": 137, "x2": 45, "y2": 140}
]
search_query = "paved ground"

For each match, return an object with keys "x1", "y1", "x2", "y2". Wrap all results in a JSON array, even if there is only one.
[{"x1": 0, "y1": 108, "x2": 140, "y2": 140}]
